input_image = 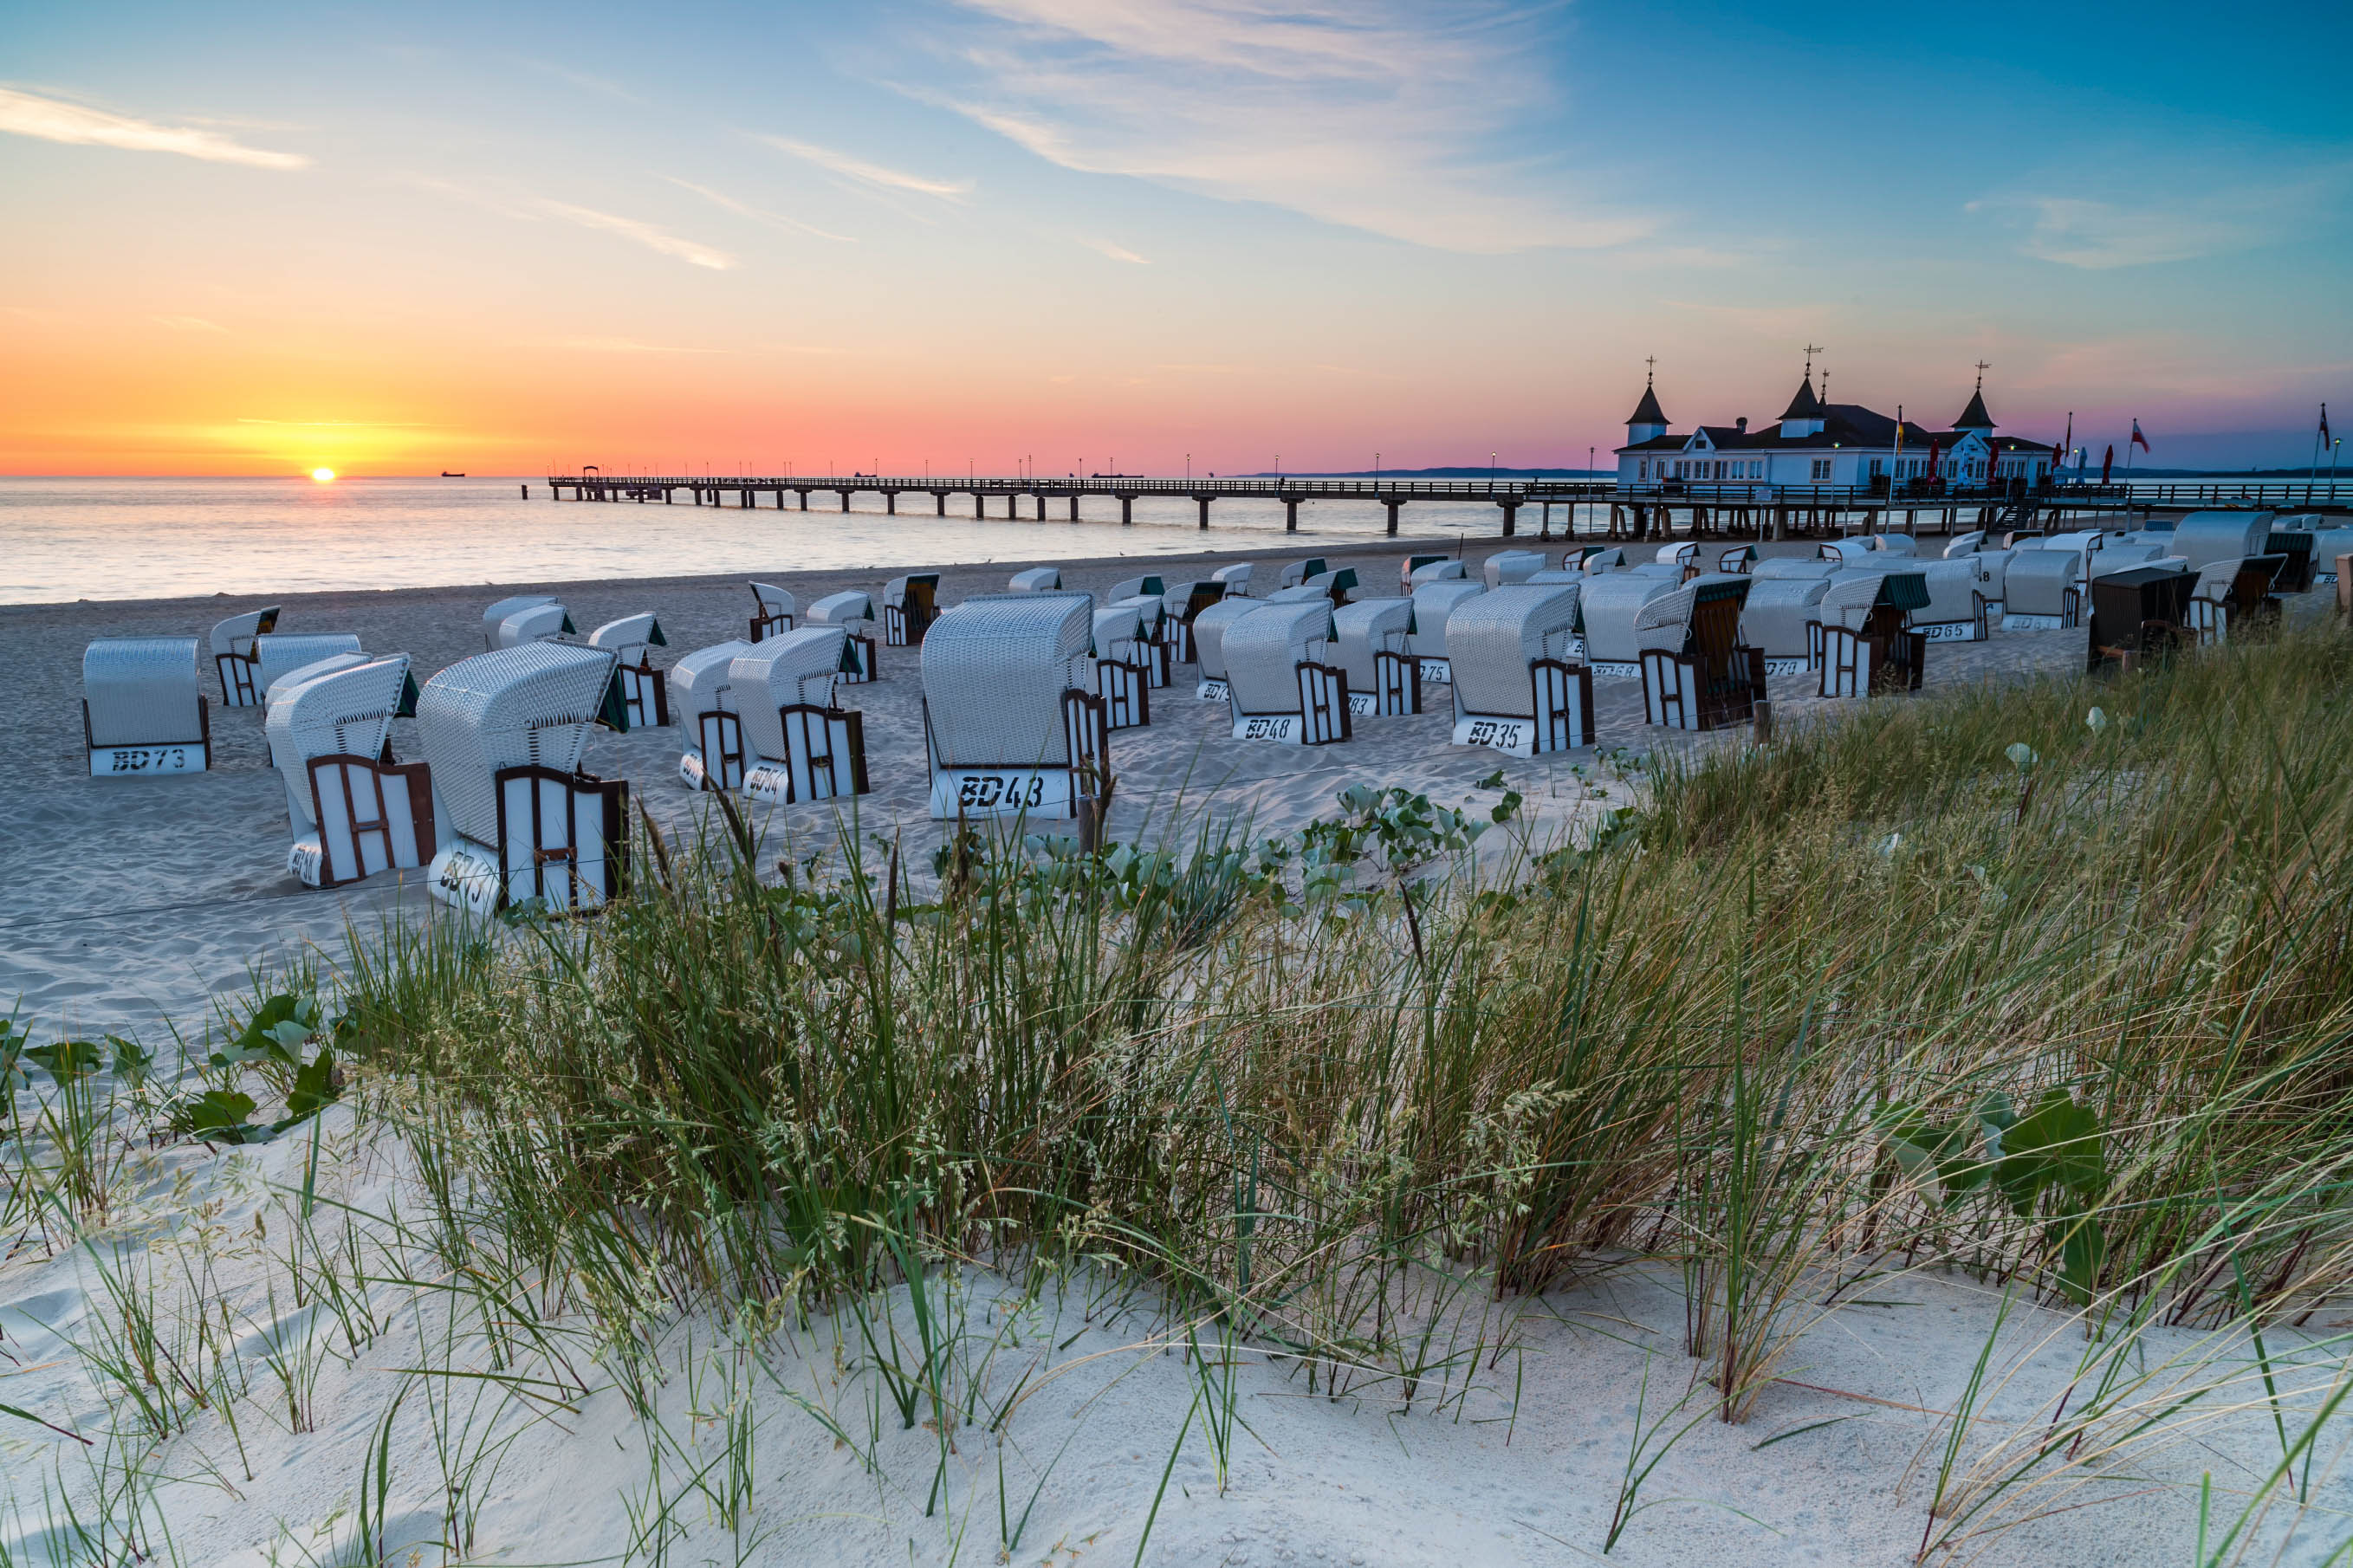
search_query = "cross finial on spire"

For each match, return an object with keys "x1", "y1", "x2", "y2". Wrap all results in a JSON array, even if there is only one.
[
  {"x1": 1974, "y1": 359, "x2": 1992, "y2": 390},
  {"x1": 1804, "y1": 344, "x2": 1824, "y2": 379},
  {"x1": 1644, "y1": 354, "x2": 1656, "y2": 385}
]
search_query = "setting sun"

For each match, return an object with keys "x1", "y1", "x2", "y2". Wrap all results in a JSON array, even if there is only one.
[{"x1": 310, "y1": 467, "x2": 335, "y2": 482}]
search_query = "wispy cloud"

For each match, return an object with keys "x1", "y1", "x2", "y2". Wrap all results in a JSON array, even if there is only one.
[
  {"x1": 1974, "y1": 165, "x2": 2353, "y2": 269},
  {"x1": 904, "y1": 1, "x2": 1646, "y2": 253},
  {"x1": 754, "y1": 135, "x2": 973, "y2": 199},
  {"x1": 1080, "y1": 236, "x2": 1148, "y2": 263},
  {"x1": 669, "y1": 178, "x2": 859, "y2": 242},
  {"x1": 0, "y1": 85, "x2": 309, "y2": 168},
  {"x1": 152, "y1": 314, "x2": 228, "y2": 333},
  {"x1": 536, "y1": 201, "x2": 736, "y2": 269}
]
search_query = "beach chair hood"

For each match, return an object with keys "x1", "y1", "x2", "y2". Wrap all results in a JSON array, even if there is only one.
[
  {"x1": 921, "y1": 593, "x2": 1093, "y2": 768},
  {"x1": 1330, "y1": 597, "x2": 1414, "y2": 690},
  {"x1": 1446, "y1": 585, "x2": 1581, "y2": 717},
  {"x1": 257, "y1": 633, "x2": 366, "y2": 703},
  {"x1": 1739, "y1": 578, "x2": 1831, "y2": 657},
  {"x1": 1410, "y1": 580, "x2": 1484, "y2": 657},
  {"x1": 750, "y1": 582, "x2": 798, "y2": 617},
  {"x1": 2172, "y1": 512, "x2": 2273, "y2": 571},
  {"x1": 267, "y1": 654, "x2": 412, "y2": 826},
  {"x1": 729, "y1": 628, "x2": 853, "y2": 763},
  {"x1": 1483, "y1": 550, "x2": 1548, "y2": 589},
  {"x1": 589, "y1": 613, "x2": 668, "y2": 658},
  {"x1": 210, "y1": 606, "x2": 281, "y2": 657},
  {"x1": 495, "y1": 602, "x2": 573, "y2": 648},
  {"x1": 416, "y1": 641, "x2": 619, "y2": 848},
  {"x1": 1409, "y1": 558, "x2": 1468, "y2": 586},
  {"x1": 1753, "y1": 558, "x2": 1838, "y2": 581},
  {"x1": 1222, "y1": 599, "x2": 1335, "y2": 715},
  {"x1": 1008, "y1": 567, "x2": 1062, "y2": 593},
  {"x1": 670, "y1": 638, "x2": 755, "y2": 716},
  {"x1": 1190, "y1": 596, "x2": 1261, "y2": 680},
  {"x1": 807, "y1": 589, "x2": 874, "y2": 625},
  {"x1": 1577, "y1": 574, "x2": 1677, "y2": 664},
  {"x1": 84, "y1": 638, "x2": 204, "y2": 748},
  {"x1": 482, "y1": 595, "x2": 561, "y2": 645}
]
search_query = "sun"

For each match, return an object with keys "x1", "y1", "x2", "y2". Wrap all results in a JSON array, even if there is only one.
[{"x1": 310, "y1": 467, "x2": 336, "y2": 482}]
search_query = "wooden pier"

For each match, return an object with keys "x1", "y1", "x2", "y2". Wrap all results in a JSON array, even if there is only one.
[{"x1": 543, "y1": 471, "x2": 2350, "y2": 541}]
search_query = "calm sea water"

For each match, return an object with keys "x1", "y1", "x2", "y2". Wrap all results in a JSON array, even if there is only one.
[{"x1": 0, "y1": 476, "x2": 1575, "y2": 606}]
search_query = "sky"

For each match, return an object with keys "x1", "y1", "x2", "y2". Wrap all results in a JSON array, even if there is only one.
[{"x1": 2, "y1": 0, "x2": 2348, "y2": 476}]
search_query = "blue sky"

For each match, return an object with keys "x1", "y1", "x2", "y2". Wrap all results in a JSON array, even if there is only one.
[{"x1": 2, "y1": 1, "x2": 2346, "y2": 472}]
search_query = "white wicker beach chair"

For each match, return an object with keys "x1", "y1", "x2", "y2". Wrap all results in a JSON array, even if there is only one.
[
  {"x1": 418, "y1": 641, "x2": 626, "y2": 916},
  {"x1": 209, "y1": 606, "x2": 282, "y2": 706},
  {"x1": 1818, "y1": 571, "x2": 1929, "y2": 697},
  {"x1": 1331, "y1": 597, "x2": 1418, "y2": 716},
  {"x1": 670, "y1": 638, "x2": 755, "y2": 792},
  {"x1": 1155, "y1": 580, "x2": 1224, "y2": 666},
  {"x1": 1753, "y1": 558, "x2": 1838, "y2": 581},
  {"x1": 269, "y1": 654, "x2": 432, "y2": 888},
  {"x1": 1401, "y1": 554, "x2": 1459, "y2": 592},
  {"x1": 1109, "y1": 574, "x2": 1164, "y2": 604},
  {"x1": 920, "y1": 593, "x2": 1109, "y2": 825},
  {"x1": 1578, "y1": 547, "x2": 1625, "y2": 573},
  {"x1": 882, "y1": 573, "x2": 942, "y2": 647},
  {"x1": 1265, "y1": 584, "x2": 1332, "y2": 603},
  {"x1": 1871, "y1": 534, "x2": 1918, "y2": 557},
  {"x1": 1304, "y1": 567, "x2": 1359, "y2": 604},
  {"x1": 1223, "y1": 598, "x2": 1348, "y2": 744},
  {"x1": 1654, "y1": 542, "x2": 1700, "y2": 580},
  {"x1": 2170, "y1": 512, "x2": 2272, "y2": 573},
  {"x1": 1819, "y1": 538, "x2": 1876, "y2": 565},
  {"x1": 1576, "y1": 573, "x2": 1677, "y2": 674},
  {"x1": 1445, "y1": 584, "x2": 1589, "y2": 755},
  {"x1": 256, "y1": 634, "x2": 366, "y2": 704},
  {"x1": 1408, "y1": 580, "x2": 1485, "y2": 685},
  {"x1": 1944, "y1": 531, "x2": 1987, "y2": 559},
  {"x1": 83, "y1": 638, "x2": 210, "y2": 776},
  {"x1": 1739, "y1": 577, "x2": 1831, "y2": 673},
  {"x1": 1008, "y1": 567, "x2": 1062, "y2": 593},
  {"x1": 1092, "y1": 603, "x2": 1152, "y2": 729},
  {"x1": 587, "y1": 612, "x2": 670, "y2": 730},
  {"x1": 1189, "y1": 595, "x2": 1261, "y2": 698},
  {"x1": 1276, "y1": 558, "x2": 1328, "y2": 591},
  {"x1": 1910, "y1": 559, "x2": 1991, "y2": 644},
  {"x1": 734, "y1": 628, "x2": 869, "y2": 804},
  {"x1": 1210, "y1": 562, "x2": 1255, "y2": 598},
  {"x1": 1483, "y1": 550, "x2": 1549, "y2": 589},
  {"x1": 482, "y1": 595, "x2": 567, "y2": 651},
  {"x1": 1636, "y1": 575, "x2": 1764, "y2": 729},
  {"x1": 1717, "y1": 545, "x2": 1758, "y2": 574},
  {"x1": 2186, "y1": 558, "x2": 2240, "y2": 645},
  {"x1": 2001, "y1": 548, "x2": 2085, "y2": 629},
  {"x1": 492, "y1": 601, "x2": 574, "y2": 649},
  {"x1": 2308, "y1": 529, "x2": 2353, "y2": 586},
  {"x1": 805, "y1": 590, "x2": 878, "y2": 681},
  {"x1": 748, "y1": 582, "x2": 798, "y2": 641}
]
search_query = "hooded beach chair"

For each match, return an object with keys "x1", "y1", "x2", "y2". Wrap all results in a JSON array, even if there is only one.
[
  {"x1": 1739, "y1": 578, "x2": 1831, "y2": 675},
  {"x1": 1401, "y1": 554, "x2": 1455, "y2": 593},
  {"x1": 418, "y1": 641, "x2": 626, "y2": 916},
  {"x1": 2001, "y1": 547, "x2": 2085, "y2": 630},
  {"x1": 882, "y1": 573, "x2": 941, "y2": 647},
  {"x1": 1910, "y1": 559, "x2": 1992, "y2": 643},
  {"x1": 1654, "y1": 541, "x2": 1701, "y2": 579},
  {"x1": 1577, "y1": 573, "x2": 1678, "y2": 676},
  {"x1": 1637, "y1": 576, "x2": 1765, "y2": 729},
  {"x1": 491, "y1": 601, "x2": 574, "y2": 649},
  {"x1": 920, "y1": 593, "x2": 1109, "y2": 826},
  {"x1": 2182, "y1": 555, "x2": 2284, "y2": 645},
  {"x1": 1483, "y1": 549, "x2": 1549, "y2": 589},
  {"x1": 1276, "y1": 558, "x2": 1328, "y2": 592},
  {"x1": 256, "y1": 633, "x2": 366, "y2": 707},
  {"x1": 1331, "y1": 596, "x2": 1419, "y2": 716},
  {"x1": 748, "y1": 582, "x2": 798, "y2": 642},
  {"x1": 1819, "y1": 571, "x2": 1929, "y2": 697},
  {"x1": 269, "y1": 654, "x2": 433, "y2": 888},
  {"x1": 1223, "y1": 597, "x2": 1349, "y2": 745},
  {"x1": 2171, "y1": 512, "x2": 2273, "y2": 573},
  {"x1": 1944, "y1": 531, "x2": 1987, "y2": 559},
  {"x1": 588, "y1": 612, "x2": 671, "y2": 730},
  {"x1": 1304, "y1": 567, "x2": 1358, "y2": 605},
  {"x1": 84, "y1": 638, "x2": 210, "y2": 775},
  {"x1": 1092, "y1": 601, "x2": 1152, "y2": 729},
  {"x1": 1189, "y1": 595, "x2": 1261, "y2": 699},
  {"x1": 1445, "y1": 583, "x2": 1591, "y2": 755},
  {"x1": 1109, "y1": 575, "x2": 1165, "y2": 604},
  {"x1": 734, "y1": 628, "x2": 869, "y2": 804},
  {"x1": 2306, "y1": 528, "x2": 2353, "y2": 587},
  {"x1": 1159, "y1": 580, "x2": 1226, "y2": 664},
  {"x1": 805, "y1": 590, "x2": 878, "y2": 681},
  {"x1": 670, "y1": 638, "x2": 754, "y2": 792},
  {"x1": 1210, "y1": 562, "x2": 1255, "y2": 598},
  {"x1": 1717, "y1": 545, "x2": 1757, "y2": 574},
  {"x1": 1753, "y1": 558, "x2": 1837, "y2": 581},
  {"x1": 1578, "y1": 548, "x2": 1625, "y2": 573},
  {"x1": 209, "y1": 606, "x2": 282, "y2": 706},
  {"x1": 1008, "y1": 567, "x2": 1062, "y2": 593},
  {"x1": 1409, "y1": 580, "x2": 1485, "y2": 685},
  {"x1": 482, "y1": 595, "x2": 568, "y2": 651}
]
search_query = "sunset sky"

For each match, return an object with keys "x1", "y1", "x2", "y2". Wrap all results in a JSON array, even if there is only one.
[{"x1": 3, "y1": 1, "x2": 2348, "y2": 476}]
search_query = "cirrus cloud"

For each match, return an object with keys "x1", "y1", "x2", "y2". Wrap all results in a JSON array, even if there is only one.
[
  {"x1": 536, "y1": 200, "x2": 736, "y2": 270},
  {"x1": 0, "y1": 85, "x2": 308, "y2": 169}
]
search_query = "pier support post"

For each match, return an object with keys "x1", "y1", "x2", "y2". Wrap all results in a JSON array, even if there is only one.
[
  {"x1": 934, "y1": 492, "x2": 946, "y2": 515},
  {"x1": 1539, "y1": 500, "x2": 1551, "y2": 538},
  {"x1": 1284, "y1": 497, "x2": 1300, "y2": 532},
  {"x1": 886, "y1": 492, "x2": 897, "y2": 515},
  {"x1": 1497, "y1": 500, "x2": 1519, "y2": 537},
  {"x1": 1118, "y1": 495, "x2": 1134, "y2": 525},
  {"x1": 975, "y1": 492, "x2": 985, "y2": 519},
  {"x1": 522, "y1": 483, "x2": 529, "y2": 499},
  {"x1": 798, "y1": 490, "x2": 810, "y2": 511},
  {"x1": 1196, "y1": 495, "x2": 1213, "y2": 529},
  {"x1": 1384, "y1": 499, "x2": 1404, "y2": 537},
  {"x1": 1069, "y1": 494, "x2": 1080, "y2": 522},
  {"x1": 840, "y1": 490, "x2": 851, "y2": 513}
]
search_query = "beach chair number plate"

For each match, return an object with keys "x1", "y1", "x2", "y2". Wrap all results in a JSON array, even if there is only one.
[
  {"x1": 1762, "y1": 657, "x2": 1812, "y2": 676},
  {"x1": 1586, "y1": 661, "x2": 1641, "y2": 679},
  {"x1": 1233, "y1": 714, "x2": 1301, "y2": 742},
  {"x1": 1196, "y1": 678, "x2": 1229, "y2": 702},
  {"x1": 1920, "y1": 621, "x2": 1980, "y2": 642},
  {"x1": 1453, "y1": 716, "x2": 1532, "y2": 755},
  {"x1": 928, "y1": 768, "x2": 1074, "y2": 819},
  {"x1": 1417, "y1": 659, "x2": 1451, "y2": 684},
  {"x1": 89, "y1": 743, "x2": 204, "y2": 777}
]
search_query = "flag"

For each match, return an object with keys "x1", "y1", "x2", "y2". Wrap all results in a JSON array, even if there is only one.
[
  {"x1": 2063, "y1": 411, "x2": 2073, "y2": 454},
  {"x1": 1926, "y1": 437, "x2": 1940, "y2": 478},
  {"x1": 2101, "y1": 444, "x2": 2115, "y2": 483},
  {"x1": 2051, "y1": 440, "x2": 2064, "y2": 472},
  {"x1": 2130, "y1": 419, "x2": 2150, "y2": 453},
  {"x1": 2324, "y1": 404, "x2": 2333, "y2": 448}
]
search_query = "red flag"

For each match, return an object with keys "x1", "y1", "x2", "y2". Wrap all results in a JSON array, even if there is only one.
[
  {"x1": 2129, "y1": 418, "x2": 2149, "y2": 453},
  {"x1": 2051, "y1": 440, "x2": 2064, "y2": 471},
  {"x1": 2101, "y1": 444, "x2": 2115, "y2": 483},
  {"x1": 1926, "y1": 437, "x2": 1941, "y2": 478}
]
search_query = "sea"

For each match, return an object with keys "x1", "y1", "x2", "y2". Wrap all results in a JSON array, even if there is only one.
[{"x1": 0, "y1": 476, "x2": 1585, "y2": 606}]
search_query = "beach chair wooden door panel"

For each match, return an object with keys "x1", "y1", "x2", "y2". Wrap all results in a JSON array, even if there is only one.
[
  {"x1": 1096, "y1": 656, "x2": 1151, "y2": 729},
  {"x1": 744, "y1": 705, "x2": 870, "y2": 803},
  {"x1": 615, "y1": 661, "x2": 670, "y2": 730},
  {"x1": 299, "y1": 755, "x2": 436, "y2": 888},
  {"x1": 1295, "y1": 661, "x2": 1352, "y2": 746},
  {"x1": 684, "y1": 709, "x2": 745, "y2": 792},
  {"x1": 495, "y1": 766, "x2": 627, "y2": 911}
]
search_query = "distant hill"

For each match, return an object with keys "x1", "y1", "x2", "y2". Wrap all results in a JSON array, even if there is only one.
[{"x1": 1235, "y1": 467, "x2": 1610, "y2": 479}]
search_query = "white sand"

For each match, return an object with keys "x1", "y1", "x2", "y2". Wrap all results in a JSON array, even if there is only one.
[{"x1": 9, "y1": 541, "x2": 2339, "y2": 1565}]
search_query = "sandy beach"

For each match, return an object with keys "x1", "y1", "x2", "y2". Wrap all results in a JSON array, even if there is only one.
[{"x1": 3, "y1": 534, "x2": 2090, "y2": 1040}]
